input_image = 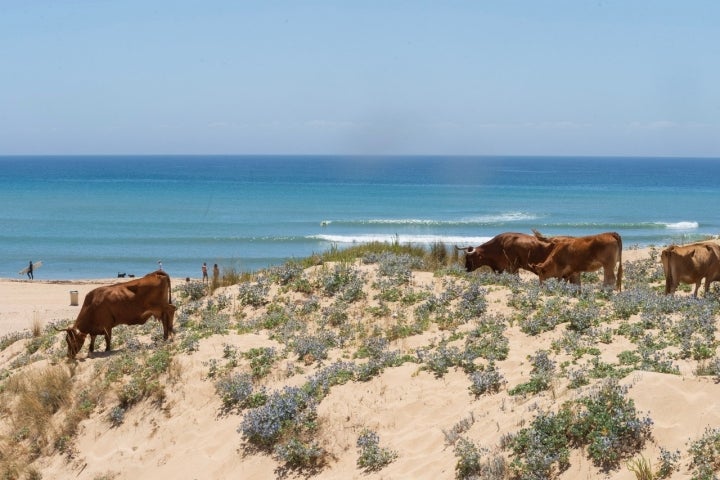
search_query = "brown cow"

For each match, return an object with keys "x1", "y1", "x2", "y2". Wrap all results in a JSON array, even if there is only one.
[
  {"x1": 455, "y1": 232, "x2": 565, "y2": 275},
  {"x1": 531, "y1": 232, "x2": 623, "y2": 290},
  {"x1": 661, "y1": 241, "x2": 720, "y2": 297},
  {"x1": 57, "y1": 270, "x2": 176, "y2": 358}
]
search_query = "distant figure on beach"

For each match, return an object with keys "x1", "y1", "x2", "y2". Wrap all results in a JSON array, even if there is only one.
[
  {"x1": 213, "y1": 263, "x2": 220, "y2": 284},
  {"x1": 202, "y1": 262, "x2": 208, "y2": 284},
  {"x1": 27, "y1": 261, "x2": 33, "y2": 280},
  {"x1": 157, "y1": 260, "x2": 163, "y2": 271}
]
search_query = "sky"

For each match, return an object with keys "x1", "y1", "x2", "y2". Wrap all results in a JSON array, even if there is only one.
[{"x1": 1, "y1": 1, "x2": 719, "y2": 157}]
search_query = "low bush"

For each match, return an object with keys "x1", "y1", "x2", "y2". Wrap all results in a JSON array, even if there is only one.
[
  {"x1": 468, "y1": 363, "x2": 505, "y2": 397},
  {"x1": 509, "y1": 380, "x2": 652, "y2": 477},
  {"x1": 356, "y1": 429, "x2": 398, "y2": 472},
  {"x1": 215, "y1": 372, "x2": 267, "y2": 413},
  {"x1": 687, "y1": 427, "x2": 720, "y2": 480}
]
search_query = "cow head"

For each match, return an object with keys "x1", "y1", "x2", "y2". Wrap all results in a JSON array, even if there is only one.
[
  {"x1": 530, "y1": 262, "x2": 550, "y2": 281},
  {"x1": 55, "y1": 326, "x2": 87, "y2": 359},
  {"x1": 455, "y1": 245, "x2": 482, "y2": 272}
]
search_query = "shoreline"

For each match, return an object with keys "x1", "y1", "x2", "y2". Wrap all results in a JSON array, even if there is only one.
[{"x1": 0, "y1": 247, "x2": 661, "y2": 340}]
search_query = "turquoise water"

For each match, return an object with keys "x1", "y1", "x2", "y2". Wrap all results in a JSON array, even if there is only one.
[{"x1": 1, "y1": 155, "x2": 718, "y2": 279}]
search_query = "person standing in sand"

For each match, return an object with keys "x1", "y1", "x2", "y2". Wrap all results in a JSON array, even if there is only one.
[
  {"x1": 27, "y1": 261, "x2": 33, "y2": 280},
  {"x1": 213, "y1": 263, "x2": 219, "y2": 284},
  {"x1": 202, "y1": 262, "x2": 208, "y2": 284},
  {"x1": 157, "y1": 260, "x2": 163, "y2": 271}
]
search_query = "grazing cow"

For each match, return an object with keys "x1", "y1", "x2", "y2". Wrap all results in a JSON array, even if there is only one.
[
  {"x1": 455, "y1": 232, "x2": 559, "y2": 275},
  {"x1": 57, "y1": 270, "x2": 176, "y2": 359},
  {"x1": 661, "y1": 241, "x2": 720, "y2": 297},
  {"x1": 531, "y1": 232, "x2": 623, "y2": 290}
]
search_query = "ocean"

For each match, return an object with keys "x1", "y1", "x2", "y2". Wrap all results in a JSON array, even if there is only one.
[{"x1": 1, "y1": 155, "x2": 718, "y2": 280}]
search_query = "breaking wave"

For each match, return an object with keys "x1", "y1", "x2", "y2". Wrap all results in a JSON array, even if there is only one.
[
  {"x1": 662, "y1": 221, "x2": 699, "y2": 230},
  {"x1": 321, "y1": 212, "x2": 538, "y2": 226},
  {"x1": 310, "y1": 234, "x2": 492, "y2": 245}
]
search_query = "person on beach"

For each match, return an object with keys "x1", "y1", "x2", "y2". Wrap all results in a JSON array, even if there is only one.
[
  {"x1": 157, "y1": 260, "x2": 163, "y2": 271},
  {"x1": 27, "y1": 261, "x2": 33, "y2": 280},
  {"x1": 213, "y1": 263, "x2": 220, "y2": 284},
  {"x1": 202, "y1": 262, "x2": 208, "y2": 284}
]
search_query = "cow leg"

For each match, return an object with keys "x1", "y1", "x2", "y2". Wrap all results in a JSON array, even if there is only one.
[
  {"x1": 104, "y1": 328, "x2": 112, "y2": 351},
  {"x1": 603, "y1": 267, "x2": 616, "y2": 289},
  {"x1": 694, "y1": 281, "x2": 702, "y2": 298},
  {"x1": 162, "y1": 305, "x2": 177, "y2": 340},
  {"x1": 89, "y1": 334, "x2": 97, "y2": 353},
  {"x1": 567, "y1": 273, "x2": 581, "y2": 285},
  {"x1": 160, "y1": 312, "x2": 170, "y2": 339}
]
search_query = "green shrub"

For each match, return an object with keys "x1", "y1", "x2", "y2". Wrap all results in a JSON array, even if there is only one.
[
  {"x1": 570, "y1": 380, "x2": 653, "y2": 470},
  {"x1": 508, "y1": 380, "x2": 652, "y2": 477},
  {"x1": 356, "y1": 429, "x2": 398, "y2": 472},
  {"x1": 468, "y1": 363, "x2": 505, "y2": 397},
  {"x1": 509, "y1": 350, "x2": 555, "y2": 396},
  {"x1": 215, "y1": 372, "x2": 267, "y2": 413},
  {"x1": 688, "y1": 427, "x2": 720, "y2": 480}
]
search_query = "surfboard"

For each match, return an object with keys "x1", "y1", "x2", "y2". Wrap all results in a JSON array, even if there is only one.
[{"x1": 18, "y1": 261, "x2": 42, "y2": 275}]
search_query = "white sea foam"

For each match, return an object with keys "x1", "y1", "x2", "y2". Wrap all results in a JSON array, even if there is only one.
[
  {"x1": 463, "y1": 212, "x2": 539, "y2": 223},
  {"x1": 664, "y1": 221, "x2": 699, "y2": 230},
  {"x1": 364, "y1": 219, "x2": 441, "y2": 225},
  {"x1": 356, "y1": 212, "x2": 537, "y2": 225},
  {"x1": 310, "y1": 234, "x2": 492, "y2": 245}
]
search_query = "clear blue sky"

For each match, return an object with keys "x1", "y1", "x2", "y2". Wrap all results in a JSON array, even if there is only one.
[{"x1": 1, "y1": 1, "x2": 719, "y2": 156}]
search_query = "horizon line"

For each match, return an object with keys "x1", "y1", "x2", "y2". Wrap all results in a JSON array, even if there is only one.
[{"x1": 2, "y1": 153, "x2": 720, "y2": 159}]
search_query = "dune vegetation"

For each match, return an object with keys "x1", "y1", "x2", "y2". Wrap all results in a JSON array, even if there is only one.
[{"x1": 1, "y1": 241, "x2": 720, "y2": 479}]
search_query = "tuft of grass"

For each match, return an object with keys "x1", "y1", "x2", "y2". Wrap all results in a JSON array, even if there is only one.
[
  {"x1": 627, "y1": 455, "x2": 654, "y2": 480},
  {"x1": 31, "y1": 316, "x2": 42, "y2": 337},
  {"x1": 443, "y1": 413, "x2": 475, "y2": 446}
]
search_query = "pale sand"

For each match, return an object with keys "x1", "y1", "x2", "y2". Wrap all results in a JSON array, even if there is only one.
[
  {"x1": 0, "y1": 279, "x2": 116, "y2": 337},
  {"x1": 2, "y1": 246, "x2": 719, "y2": 479}
]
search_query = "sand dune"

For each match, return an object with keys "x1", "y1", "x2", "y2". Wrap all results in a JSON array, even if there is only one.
[{"x1": 2, "y1": 245, "x2": 720, "y2": 479}]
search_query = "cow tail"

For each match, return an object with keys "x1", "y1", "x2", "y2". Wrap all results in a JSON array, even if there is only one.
[
  {"x1": 664, "y1": 249, "x2": 673, "y2": 294},
  {"x1": 615, "y1": 232, "x2": 623, "y2": 291},
  {"x1": 167, "y1": 275, "x2": 173, "y2": 304}
]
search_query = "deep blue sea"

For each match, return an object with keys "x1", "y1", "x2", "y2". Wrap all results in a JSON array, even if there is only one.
[{"x1": 1, "y1": 155, "x2": 718, "y2": 280}]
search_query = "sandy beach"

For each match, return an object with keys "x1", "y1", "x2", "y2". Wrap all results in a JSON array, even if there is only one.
[
  {"x1": 0, "y1": 278, "x2": 116, "y2": 337},
  {"x1": 0, "y1": 277, "x2": 191, "y2": 338},
  {"x1": 3, "y1": 245, "x2": 720, "y2": 479}
]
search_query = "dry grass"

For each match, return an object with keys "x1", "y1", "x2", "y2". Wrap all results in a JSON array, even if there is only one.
[
  {"x1": 31, "y1": 314, "x2": 41, "y2": 337},
  {"x1": 0, "y1": 365, "x2": 73, "y2": 476}
]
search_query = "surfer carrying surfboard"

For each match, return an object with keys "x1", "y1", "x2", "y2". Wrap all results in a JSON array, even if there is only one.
[{"x1": 27, "y1": 261, "x2": 33, "y2": 280}]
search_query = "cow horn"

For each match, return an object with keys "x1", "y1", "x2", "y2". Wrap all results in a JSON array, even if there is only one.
[
  {"x1": 454, "y1": 245, "x2": 472, "y2": 252},
  {"x1": 52, "y1": 326, "x2": 72, "y2": 333}
]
